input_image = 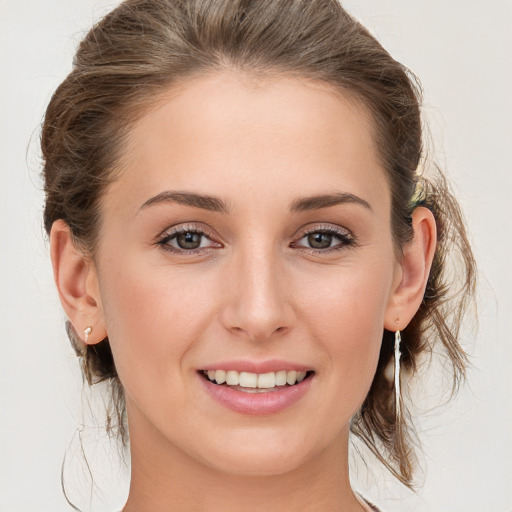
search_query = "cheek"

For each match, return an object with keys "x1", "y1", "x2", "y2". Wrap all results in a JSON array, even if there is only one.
[
  {"x1": 301, "y1": 262, "x2": 392, "y2": 400},
  {"x1": 96, "y1": 256, "x2": 220, "y2": 404}
]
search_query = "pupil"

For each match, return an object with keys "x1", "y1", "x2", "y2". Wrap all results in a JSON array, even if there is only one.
[
  {"x1": 177, "y1": 232, "x2": 201, "y2": 249},
  {"x1": 308, "y1": 232, "x2": 332, "y2": 249}
]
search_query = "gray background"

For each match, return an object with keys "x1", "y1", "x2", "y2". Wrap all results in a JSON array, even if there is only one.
[{"x1": 1, "y1": 1, "x2": 511, "y2": 510}]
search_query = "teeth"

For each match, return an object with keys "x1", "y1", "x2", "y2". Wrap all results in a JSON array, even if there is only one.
[
  {"x1": 205, "y1": 370, "x2": 310, "y2": 388},
  {"x1": 214, "y1": 370, "x2": 226, "y2": 384},
  {"x1": 226, "y1": 370, "x2": 239, "y2": 385},
  {"x1": 286, "y1": 370, "x2": 297, "y2": 385},
  {"x1": 257, "y1": 372, "x2": 276, "y2": 389},
  {"x1": 297, "y1": 371, "x2": 307, "y2": 382},
  {"x1": 239, "y1": 372, "x2": 257, "y2": 388},
  {"x1": 275, "y1": 370, "x2": 287, "y2": 386}
]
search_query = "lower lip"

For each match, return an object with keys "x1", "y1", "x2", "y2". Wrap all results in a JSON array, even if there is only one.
[{"x1": 199, "y1": 374, "x2": 314, "y2": 415}]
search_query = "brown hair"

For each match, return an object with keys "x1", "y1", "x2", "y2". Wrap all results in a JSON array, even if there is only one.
[{"x1": 42, "y1": 0, "x2": 476, "y2": 487}]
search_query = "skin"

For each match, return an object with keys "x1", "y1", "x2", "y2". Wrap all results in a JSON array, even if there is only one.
[{"x1": 50, "y1": 72, "x2": 436, "y2": 512}]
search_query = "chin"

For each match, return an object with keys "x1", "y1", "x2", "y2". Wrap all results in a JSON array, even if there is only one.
[
  {"x1": 205, "y1": 451, "x2": 308, "y2": 477},
  {"x1": 190, "y1": 428, "x2": 323, "y2": 478}
]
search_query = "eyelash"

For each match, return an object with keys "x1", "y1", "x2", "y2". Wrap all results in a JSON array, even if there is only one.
[
  {"x1": 292, "y1": 225, "x2": 355, "y2": 254},
  {"x1": 157, "y1": 224, "x2": 220, "y2": 255},
  {"x1": 156, "y1": 224, "x2": 355, "y2": 255}
]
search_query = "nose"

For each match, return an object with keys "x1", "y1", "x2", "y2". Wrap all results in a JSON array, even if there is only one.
[{"x1": 220, "y1": 245, "x2": 294, "y2": 342}]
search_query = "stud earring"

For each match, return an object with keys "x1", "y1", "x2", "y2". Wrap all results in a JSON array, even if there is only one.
[
  {"x1": 84, "y1": 326, "x2": 93, "y2": 344},
  {"x1": 394, "y1": 329, "x2": 402, "y2": 423}
]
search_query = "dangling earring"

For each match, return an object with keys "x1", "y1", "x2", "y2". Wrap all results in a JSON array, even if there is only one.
[
  {"x1": 394, "y1": 329, "x2": 402, "y2": 422},
  {"x1": 84, "y1": 326, "x2": 93, "y2": 344}
]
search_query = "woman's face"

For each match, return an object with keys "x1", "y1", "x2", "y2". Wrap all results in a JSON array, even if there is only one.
[{"x1": 91, "y1": 73, "x2": 402, "y2": 475}]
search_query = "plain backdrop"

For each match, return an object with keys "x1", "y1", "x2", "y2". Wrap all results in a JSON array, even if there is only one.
[{"x1": 1, "y1": 1, "x2": 511, "y2": 511}]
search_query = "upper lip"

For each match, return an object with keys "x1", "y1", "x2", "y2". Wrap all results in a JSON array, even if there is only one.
[{"x1": 199, "y1": 359, "x2": 313, "y2": 374}]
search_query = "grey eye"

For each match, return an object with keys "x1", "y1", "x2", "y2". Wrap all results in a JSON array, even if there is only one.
[
  {"x1": 176, "y1": 231, "x2": 203, "y2": 249},
  {"x1": 307, "y1": 232, "x2": 333, "y2": 249},
  {"x1": 293, "y1": 226, "x2": 353, "y2": 252},
  {"x1": 161, "y1": 229, "x2": 215, "y2": 251}
]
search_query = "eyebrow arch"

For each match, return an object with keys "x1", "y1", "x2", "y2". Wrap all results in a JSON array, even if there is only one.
[
  {"x1": 139, "y1": 191, "x2": 229, "y2": 214},
  {"x1": 139, "y1": 190, "x2": 371, "y2": 215},
  {"x1": 289, "y1": 192, "x2": 372, "y2": 213}
]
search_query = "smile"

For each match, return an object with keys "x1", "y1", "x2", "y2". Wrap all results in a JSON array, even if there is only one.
[
  {"x1": 201, "y1": 369, "x2": 310, "y2": 391},
  {"x1": 198, "y1": 367, "x2": 315, "y2": 415}
]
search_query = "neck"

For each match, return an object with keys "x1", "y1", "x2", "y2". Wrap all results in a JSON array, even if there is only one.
[{"x1": 122, "y1": 411, "x2": 366, "y2": 512}]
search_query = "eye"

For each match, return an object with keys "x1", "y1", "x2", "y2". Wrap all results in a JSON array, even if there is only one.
[
  {"x1": 157, "y1": 225, "x2": 221, "y2": 253},
  {"x1": 292, "y1": 225, "x2": 354, "y2": 252},
  {"x1": 305, "y1": 232, "x2": 335, "y2": 249}
]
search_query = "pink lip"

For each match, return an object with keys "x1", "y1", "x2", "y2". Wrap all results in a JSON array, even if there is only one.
[
  {"x1": 200, "y1": 359, "x2": 312, "y2": 374},
  {"x1": 198, "y1": 371, "x2": 314, "y2": 416}
]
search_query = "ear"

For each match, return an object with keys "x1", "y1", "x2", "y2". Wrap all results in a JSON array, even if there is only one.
[
  {"x1": 50, "y1": 219, "x2": 107, "y2": 345},
  {"x1": 384, "y1": 206, "x2": 437, "y2": 331}
]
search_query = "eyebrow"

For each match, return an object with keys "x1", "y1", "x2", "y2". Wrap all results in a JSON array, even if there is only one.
[
  {"x1": 139, "y1": 191, "x2": 229, "y2": 214},
  {"x1": 289, "y1": 192, "x2": 372, "y2": 213},
  {"x1": 138, "y1": 190, "x2": 372, "y2": 215}
]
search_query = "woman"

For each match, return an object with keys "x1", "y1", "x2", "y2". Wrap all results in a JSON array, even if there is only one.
[{"x1": 42, "y1": 0, "x2": 475, "y2": 510}]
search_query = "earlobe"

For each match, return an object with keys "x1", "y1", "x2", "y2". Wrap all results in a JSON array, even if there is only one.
[
  {"x1": 50, "y1": 219, "x2": 106, "y2": 345},
  {"x1": 384, "y1": 207, "x2": 437, "y2": 330}
]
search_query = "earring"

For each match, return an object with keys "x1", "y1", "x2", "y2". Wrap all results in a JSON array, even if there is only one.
[
  {"x1": 394, "y1": 329, "x2": 402, "y2": 423},
  {"x1": 84, "y1": 326, "x2": 93, "y2": 344}
]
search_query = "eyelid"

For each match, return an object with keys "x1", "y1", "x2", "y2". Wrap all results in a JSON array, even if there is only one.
[
  {"x1": 291, "y1": 223, "x2": 355, "y2": 251},
  {"x1": 299, "y1": 223, "x2": 351, "y2": 236},
  {"x1": 156, "y1": 223, "x2": 222, "y2": 253},
  {"x1": 295, "y1": 223, "x2": 353, "y2": 239},
  {"x1": 157, "y1": 222, "x2": 215, "y2": 240},
  {"x1": 155, "y1": 222, "x2": 355, "y2": 255}
]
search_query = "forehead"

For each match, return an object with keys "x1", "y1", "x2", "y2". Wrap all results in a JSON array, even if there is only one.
[{"x1": 110, "y1": 72, "x2": 390, "y2": 217}]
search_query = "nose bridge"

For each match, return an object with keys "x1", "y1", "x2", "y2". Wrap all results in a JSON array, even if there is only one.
[{"x1": 222, "y1": 239, "x2": 292, "y2": 341}]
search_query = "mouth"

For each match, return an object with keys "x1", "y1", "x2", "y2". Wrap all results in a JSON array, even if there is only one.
[{"x1": 199, "y1": 369, "x2": 315, "y2": 393}]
